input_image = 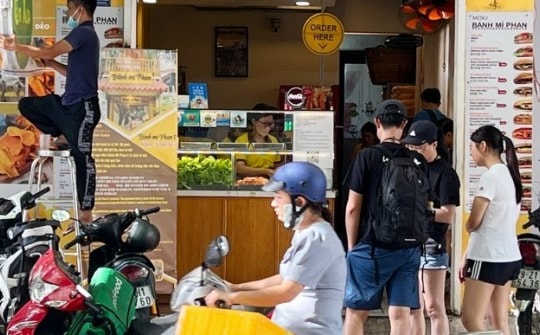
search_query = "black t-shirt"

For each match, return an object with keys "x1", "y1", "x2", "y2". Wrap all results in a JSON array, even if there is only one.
[
  {"x1": 343, "y1": 142, "x2": 429, "y2": 246},
  {"x1": 427, "y1": 158, "x2": 461, "y2": 246}
]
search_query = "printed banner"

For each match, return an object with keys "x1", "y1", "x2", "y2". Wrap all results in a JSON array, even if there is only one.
[
  {"x1": 464, "y1": 11, "x2": 534, "y2": 212},
  {"x1": 95, "y1": 48, "x2": 178, "y2": 293},
  {"x1": 0, "y1": 0, "x2": 56, "y2": 104}
]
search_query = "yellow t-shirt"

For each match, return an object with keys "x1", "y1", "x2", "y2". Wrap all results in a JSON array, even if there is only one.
[{"x1": 234, "y1": 132, "x2": 281, "y2": 169}]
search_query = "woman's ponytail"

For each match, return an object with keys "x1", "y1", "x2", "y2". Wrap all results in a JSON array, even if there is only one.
[{"x1": 502, "y1": 136, "x2": 522, "y2": 204}]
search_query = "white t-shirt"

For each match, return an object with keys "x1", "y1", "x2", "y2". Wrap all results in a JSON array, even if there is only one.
[
  {"x1": 467, "y1": 163, "x2": 521, "y2": 262},
  {"x1": 271, "y1": 221, "x2": 346, "y2": 335}
]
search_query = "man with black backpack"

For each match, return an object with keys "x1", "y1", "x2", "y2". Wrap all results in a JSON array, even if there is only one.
[{"x1": 343, "y1": 99, "x2": 431, "y2": 335}]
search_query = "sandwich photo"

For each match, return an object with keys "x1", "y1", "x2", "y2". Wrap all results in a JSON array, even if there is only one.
[
  {"x1": 513, "y1": 58, "x2": 533, "y2": 71},
  {"x1": 514, "y1": 72, "x2": 533, "y2": 84},
  {"x1": 514, "y1": 87, "x2": 532, "y2": 97},
  {"x1": 521, "y1": 199, "x2": 532, "y2": 212},
  {"x1": 513, "y1": 113, "x2": 532, "y2": 125},
  {"x1": 515, "y1": 143, "x2": 532, "y2": 155},
  {"x1": 512, "y1": 127, "x2": 532, "y2": 140},
  {"x1": 523, "y1": 185, "x2": 532, "y2": 198},
  {"x1": 105, "y1": 40, "x2": 125, "y2": 48},
  {"x1": 518, "y1": 156, "x2": 532, "y2": 168},
  {"x1": 514, "y1": 32, "x2": 533, "y2": 44},
  {"x1": 104, "y1": 27, "x2": 123, "y2": 39},
  {"x1": 514, "y1": 46, "x2": 533, "y2": 57},
  {"x1": 520, "y1": 171, "x2": 532, "y2": 182},
  {"x1": 513, "y1": 98, "x2": 533, "y2": 110}
]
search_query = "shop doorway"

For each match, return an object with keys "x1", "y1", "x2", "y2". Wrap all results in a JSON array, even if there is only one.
[{"x1": 334, "y1": 49, "x2": 384, "y2": 245}]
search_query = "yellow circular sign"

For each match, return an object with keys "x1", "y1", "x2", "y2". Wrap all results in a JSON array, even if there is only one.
[{"x1": 302, "y1": 13, "x2": 344, "y2": 56}]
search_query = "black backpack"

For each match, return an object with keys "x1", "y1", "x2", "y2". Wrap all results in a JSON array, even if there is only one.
[{"x1": 369, "y1": 145, "x2": 430, "y2": 248}]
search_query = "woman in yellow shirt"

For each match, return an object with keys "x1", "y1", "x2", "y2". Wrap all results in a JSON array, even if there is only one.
[{"x1": 235, "y1": 113, "x2": 281, "y2": 177}]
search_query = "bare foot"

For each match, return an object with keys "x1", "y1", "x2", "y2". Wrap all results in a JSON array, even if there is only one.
[
  {"x1": 50, "y1": 135, "x2": 69, "y2": 150},
  {"x1": 78, "y1": 209, "x2": 93, "y2": 223},
  {"x1": 55, "y1": 134, "x2": 68, "y2": 145}
]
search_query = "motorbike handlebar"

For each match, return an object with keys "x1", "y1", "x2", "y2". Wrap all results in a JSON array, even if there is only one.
[
  {"x1": 33, "y1": 187, "x2": 51, "y2": 199},
  {"x1": 64, "y1": 235, "x2": 82, "y2": 249},
  {"x1": 135, "y1": 207, "x2": 160, "y2": 217},
  {"x1": 215, "y1": 299, "x2": 226, "y2": 309},
  {"x1": 523, "y1": 221, "x2": 533, "y2": 230}
]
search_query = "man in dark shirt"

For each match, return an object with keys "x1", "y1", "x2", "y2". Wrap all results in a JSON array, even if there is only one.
[
  {"x1": 343, "y1": 99, "x2": 428, "y2": 335},
  {"x1": 0, "y1": 0, "x2": 100, "y2": 222},
  {"x1": 413, "y1": 88, "x2": 446, "y2": 123}
]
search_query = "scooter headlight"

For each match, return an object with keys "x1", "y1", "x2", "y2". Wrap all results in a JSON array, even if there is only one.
[{"x1": 30, "y1": 274, "x2": 59, "y2": 303}]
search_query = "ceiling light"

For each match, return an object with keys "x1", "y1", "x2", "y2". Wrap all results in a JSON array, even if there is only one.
[
  {"x1": 296, "y1": 1, "x2": 311, "y2": 6},
  {"x1": 143, "y1": 0, "x2": 157, "y2": 3}
]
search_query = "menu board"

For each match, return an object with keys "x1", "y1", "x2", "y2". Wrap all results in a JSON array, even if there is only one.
[
  {"x1": 534, "y1": 4, "x2": 540, "y2": 210},
  {"x1": 292, "y1": 111, "x2": 334, "y2": 188},
  {"x1": 464, "y1": 11, "x2": 534, "y2": 211}
]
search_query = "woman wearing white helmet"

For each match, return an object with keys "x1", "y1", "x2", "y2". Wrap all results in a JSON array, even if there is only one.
[{"x1": 205, "y1": 162, "x2": 346, "y2": 335}]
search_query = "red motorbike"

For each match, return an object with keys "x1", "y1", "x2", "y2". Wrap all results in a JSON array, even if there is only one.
[
  {"x1": 6, "y1": 207, "x2": 159, "y2": 334},
  {"x1": 6, "y1": 249, "x2": 86, "y2": 335}
]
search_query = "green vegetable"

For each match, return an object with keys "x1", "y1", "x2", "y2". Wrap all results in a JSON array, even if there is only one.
[{"x1": 177, "y1": 155, "x2": 232, "y2": 189}]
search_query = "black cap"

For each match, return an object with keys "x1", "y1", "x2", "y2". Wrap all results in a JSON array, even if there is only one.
[
  {"x1": 401, "y1": 120, "x2": 438, "y2": 145},
  {"x1": 373, "y1": 99, "x2": 407, "y2": 118}
]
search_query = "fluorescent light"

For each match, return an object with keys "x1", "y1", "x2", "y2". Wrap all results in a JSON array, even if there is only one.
[
  {"x1": 143, "y1": 0, "x2": 157, "y2": 3},
  {"x1": 296, "y1": 1, "x2": 311, "y2": 6}
]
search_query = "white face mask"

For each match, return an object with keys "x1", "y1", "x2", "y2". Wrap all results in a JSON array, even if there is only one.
[
  {"x1": 67, "y1": 8, "x2": 81, "y2": 29},
  {"x1": 281, "y1": 204, "x2": 305, "y2": 230}
]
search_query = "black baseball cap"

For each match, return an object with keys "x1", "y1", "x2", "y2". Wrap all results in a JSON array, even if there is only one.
[
  {"x1": 401, "y1": 120, "x2": 438, "y2": 145},
  {"x1": 373, "y1": 99, "x2": 407, "y2": 119}
]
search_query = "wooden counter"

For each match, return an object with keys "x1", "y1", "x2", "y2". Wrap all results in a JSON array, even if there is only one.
[{"x1": 177, "y1": 191, "x2": 336, "y2": 283}]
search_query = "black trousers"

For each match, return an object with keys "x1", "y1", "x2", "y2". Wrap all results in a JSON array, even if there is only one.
[{"x1": 19, "y1": 94, "x2": 101, "y2": 210}]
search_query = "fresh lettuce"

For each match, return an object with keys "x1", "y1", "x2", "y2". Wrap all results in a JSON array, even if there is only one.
[{"x1": 177, "y1": 155, "x2": 232, "y2": 189}]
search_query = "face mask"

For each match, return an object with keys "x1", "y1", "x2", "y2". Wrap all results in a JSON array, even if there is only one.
[
  {"x1": 281, "y1": 204, "x2": 305, "y2": 230},
  {"x1": 67, "y1": 8, "x2": 80, "y2": 29}
]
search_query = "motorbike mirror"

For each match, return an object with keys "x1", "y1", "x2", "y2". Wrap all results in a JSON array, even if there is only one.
[
  {"x1": 204, "y1": 235, "x2": 230, "y2": 268},
  {"x1": 52, "y1": 209, "x2": 71, "y2": 222}
]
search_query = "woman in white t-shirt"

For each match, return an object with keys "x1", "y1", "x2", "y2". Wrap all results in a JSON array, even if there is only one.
[{"x1": 459, "y1": 125, "x2": 522, "y2": 335}]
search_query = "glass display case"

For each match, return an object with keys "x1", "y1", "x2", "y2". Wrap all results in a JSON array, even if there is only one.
[{"x1": 178, "y1": 109, "x2": 334, "y2": 191}]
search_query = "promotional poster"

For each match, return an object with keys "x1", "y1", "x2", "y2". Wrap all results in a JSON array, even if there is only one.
[{"x1": 96, "y1": 47, "x2": 178, "y2": 292}]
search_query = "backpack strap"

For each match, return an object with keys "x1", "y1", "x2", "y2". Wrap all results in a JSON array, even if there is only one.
[
  {"x1": 372, "y1": 144, "x2": 391, "y2": 158},
  {"x1": 370, "y1": 143, "x2": 409, "y2": 158}
]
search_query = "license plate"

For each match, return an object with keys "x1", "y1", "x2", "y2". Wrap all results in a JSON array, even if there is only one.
[
  {"x1": 512, "y1": 269, "x2": 540, "y2": 289},
  {"x1": 135, "y1": 285, "x2": 155, "y2": 309}
]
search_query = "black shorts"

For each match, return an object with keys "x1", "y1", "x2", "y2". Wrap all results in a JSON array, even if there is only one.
[{"x1": 465, "y1": 259, "x2": 521, "y2": 286}]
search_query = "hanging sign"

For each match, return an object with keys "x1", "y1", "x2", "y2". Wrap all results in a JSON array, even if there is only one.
[{"x1": 302, "y1": 13, "x2": 344, "y2": 55}]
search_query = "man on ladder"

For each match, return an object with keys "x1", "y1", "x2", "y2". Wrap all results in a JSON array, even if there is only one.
[{"x1": 0, "y1": 0, "x2": 101, "y2": 222}]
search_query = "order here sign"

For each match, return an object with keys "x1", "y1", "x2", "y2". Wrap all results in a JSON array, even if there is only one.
[{"x1": 302, "y1": 13, "x2": 344, "y2": 55}]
